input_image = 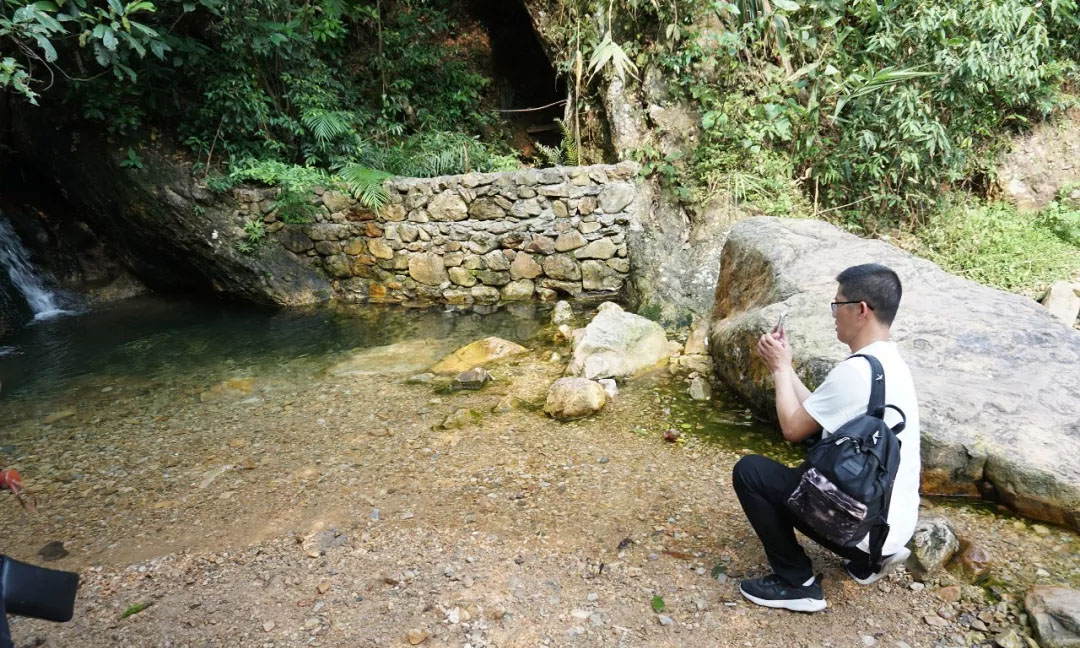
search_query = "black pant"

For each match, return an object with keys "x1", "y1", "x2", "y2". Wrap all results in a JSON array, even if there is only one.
[{"x1": 733, "y1": 454, "x2": 872, "y2": 586}]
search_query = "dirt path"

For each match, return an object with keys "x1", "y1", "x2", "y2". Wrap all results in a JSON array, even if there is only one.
[{"x1": 2, "y1": 337, "x2": 1078, "y2": 647}]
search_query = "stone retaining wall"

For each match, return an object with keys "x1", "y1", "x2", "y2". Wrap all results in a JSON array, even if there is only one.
[{"x1": 233, "y1": 162, "x2": 640, "y2": 305}]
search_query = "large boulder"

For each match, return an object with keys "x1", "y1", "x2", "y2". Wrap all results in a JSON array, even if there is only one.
[
  {"x1": 1026, "y1": 587, "x2": 1080, "y2": 648},
  {"x1": 430, "y1": 337, "x2": 528, "y2": 375},
  {"x1": 708, "y1": 217, "x2": 1080, "y2": 529},
  {"x1": 566, "y1": 302, "x2": 670, "y2": 379}
]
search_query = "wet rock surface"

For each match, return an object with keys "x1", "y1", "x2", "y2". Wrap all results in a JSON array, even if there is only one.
[{"x1": 708, "y1": 217, "x2": 1080, "y2": 530}]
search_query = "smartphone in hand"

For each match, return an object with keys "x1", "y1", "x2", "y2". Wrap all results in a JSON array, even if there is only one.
[{"x1": 773, "y1": 312, "x2": 788, "y2": 338}]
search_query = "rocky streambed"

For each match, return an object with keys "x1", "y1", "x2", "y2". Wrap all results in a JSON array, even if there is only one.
[{"x1": 1, "y1": 298, "x2": 1078, "y2": 648}]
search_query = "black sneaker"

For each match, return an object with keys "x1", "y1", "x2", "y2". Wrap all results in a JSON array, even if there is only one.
[
  {"x1": 739, "y1": 574, "x2": 827, "y2": 612},
  {"x1": 845, "y1": 547, "x2": 912, "y2": 585}
]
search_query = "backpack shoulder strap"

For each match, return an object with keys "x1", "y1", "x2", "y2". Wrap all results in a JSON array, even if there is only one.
[{"x1": 848, "y1": 353, "x2": 885, "y2": 415}]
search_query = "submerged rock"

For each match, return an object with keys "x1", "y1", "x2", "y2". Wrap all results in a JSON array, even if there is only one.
[
  {"x1": 430, "y1": 337, "x2": 528, "y2": 375},
  {"x1": 951, "y1": 541, "x2": 992, "y2": 582},
  {"x1": 544, "y1": 377, "x2": 607, "y2": 421},
  {"x1": 566, "y1": 302, "x2": 669, "y2": 380},
  {"x1": 552, "y1": 300, "x2": 573, "y2": 325},
  {"x1": 708, "y1": 217, "x2": 1080, "y2": 530},
  {"x1": 1026, "y1": 586, "x2": 1080, "y2": 648},
  {"x1": 688, "y1": 376, "x2": 712, "y2": 401},
  {"x1": 328, "y1": 339, "x2": 447, "y2": 377}
]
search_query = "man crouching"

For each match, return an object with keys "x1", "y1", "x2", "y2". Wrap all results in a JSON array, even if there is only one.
[{"x1": 733, "y1": 263, "x2": 921, "y2": 612}]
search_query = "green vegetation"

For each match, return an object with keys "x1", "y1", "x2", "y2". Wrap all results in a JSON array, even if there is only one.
[
  {"x1": 2, "y1": 0, "x2": 519, "y2": 204},
  {"x1": 4, "y1": 0, "x2": 1079, "y2": 295},
  {"x1": 550, "y1": 0, "x2": 1080, "y2": 292},
  {"x1": 120, "y1": 601, "x2": 152, "y2": 618},
  {"x1": 910, "y1": 196, "x2": 1080, "y2": 296}
]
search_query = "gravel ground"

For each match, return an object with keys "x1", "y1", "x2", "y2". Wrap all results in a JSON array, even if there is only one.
[{"x1": 2, "y1": 326, "x2": 1078, "y2": 648}]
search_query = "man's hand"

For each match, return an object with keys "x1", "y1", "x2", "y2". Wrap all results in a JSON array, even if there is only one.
[{"x1": 756, "y1": 331, "x2": 793, "y2": 375}]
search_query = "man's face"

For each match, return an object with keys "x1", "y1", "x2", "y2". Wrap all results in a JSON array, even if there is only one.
[{"x1": 832, "y1": 289, "x2": 859, "y2": 344}]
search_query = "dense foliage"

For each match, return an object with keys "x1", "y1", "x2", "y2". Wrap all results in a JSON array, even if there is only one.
[
  {"x1": 1, "y1": 0, "x2": 517, "y2": 189},
  {"x1": 546, "y1": 0, "x2": 1080, "y2": 289},
  {"x1": 548, "y1": 0, "x2": 1080, "y2": 225},
  {"x1": 3, "y1": 0, "x2": 1079, "y2": 286}
]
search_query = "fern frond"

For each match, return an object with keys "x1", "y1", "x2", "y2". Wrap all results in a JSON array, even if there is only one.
[
  {"x1": 535, "y1": 143, "x2": 563, "y2": 167},
  {"x1": 302, "y1": 110, "x2": 351, "y2": 146},
  {"x1": 339, "y1": 164, "x2": 393, "y2": 209}
]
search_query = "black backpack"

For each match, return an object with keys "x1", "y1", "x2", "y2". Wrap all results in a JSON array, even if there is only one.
[{"x1": 786, "y1": 354, "x2": 906, "y2": 569}]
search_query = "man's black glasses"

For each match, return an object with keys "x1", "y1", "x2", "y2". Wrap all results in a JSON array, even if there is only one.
[{"x1": 830, "y1": 300, "x2": 873, "y2": 315}]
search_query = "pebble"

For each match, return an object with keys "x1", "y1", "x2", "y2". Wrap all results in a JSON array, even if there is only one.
[
  {"x1": 658, "y1": 615, "x2": 674, "y2": 626},
  {"x1": 923, "y1": 614, "x2": 949, "y2": 627},
  {"x1": 370, "y1": 508, "x2": 380, "y2": 520},
  {"x1": 1035, "y1": 568, "x2": 1050, "y2": 577},
  {"x1": 586, "y1": 593, "x2": 598, "y2": 602},
  {"x1": 647, "y1": 553, "x2": 659, "y2": 561},
  {"x1": 571, "y1": 609, "x2": 590, "y2": 619},
  {"x1": 317, "y1": 580, "x2": 330, "y2": 594},
  {"x1": 262, "y1": 621, "x2": 275, "y2": 632},
  {"x1": 860, "y1": 635, "x2": 876, "y2": 646},
  {"x1": 406, "y1": 628, "x2": 428, "y2": 645},
  {"x1": 597, "y1": 457, "x2": 609, "y2": 464},
  {"x1": 909, "y1": 582, "x2": 925, "y2": 592}
]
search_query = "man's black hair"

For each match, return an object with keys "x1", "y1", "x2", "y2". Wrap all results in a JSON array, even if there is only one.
[{"x1": 836, "y1": 264, "x2": 902, "y2": 326}]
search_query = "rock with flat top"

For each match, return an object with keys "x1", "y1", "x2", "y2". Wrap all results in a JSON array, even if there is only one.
[
  {"x1": 430, "y1": 337, "x2": 528, "y2": 374},
  {"x1": 566, "y1": 302, "x2": 669, "y2": 379}
]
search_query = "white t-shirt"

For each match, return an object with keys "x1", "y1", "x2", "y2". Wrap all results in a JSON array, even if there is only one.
[{"x1": 801, "y1": 340, "x2": 921, "y2": 556}]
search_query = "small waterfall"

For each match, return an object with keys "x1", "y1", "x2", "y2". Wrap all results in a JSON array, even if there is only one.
[{"x1": 0, "y1": 215, "x2": 66, "y2": 320}]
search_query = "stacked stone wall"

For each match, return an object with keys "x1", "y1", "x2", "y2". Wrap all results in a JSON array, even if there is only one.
[{"x1": 232, "y1": 163, "x2": 640, "y2": 305}]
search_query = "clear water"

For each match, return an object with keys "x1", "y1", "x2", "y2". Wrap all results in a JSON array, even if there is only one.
[
  {"x1": 0, "y1": 295, "x2": 549, "y2": 403},
  {"x1": 0, "y1": 293, "x2": 794, "y2": 463}
]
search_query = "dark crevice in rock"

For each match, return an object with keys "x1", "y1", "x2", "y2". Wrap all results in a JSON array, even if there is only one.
[{"x1": 467, "y1": 0, "x2": 566, "y2": 152}]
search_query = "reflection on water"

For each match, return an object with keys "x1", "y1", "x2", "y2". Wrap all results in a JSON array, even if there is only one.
[{"x1": 0, "y1": 295, "x2": 550, "y2": 402}]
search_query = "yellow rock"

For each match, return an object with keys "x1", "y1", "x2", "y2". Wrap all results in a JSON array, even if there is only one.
[
  {"x1": 42, "y1": 409, "x2": 76, "y2": 424},
  {"x1": 222, "y1": 377, "x2": 255, "y2": 393},
  {"x1": 430, "y1": 337, "x2": 528, "y2": 374}
]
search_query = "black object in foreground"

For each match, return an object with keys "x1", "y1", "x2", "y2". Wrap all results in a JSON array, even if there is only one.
[{"x1": 0, "y1": 555, "x2": 80, "y2": 648}]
